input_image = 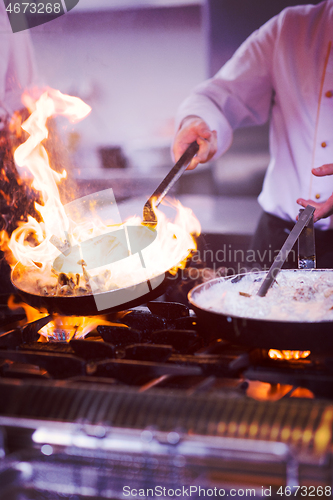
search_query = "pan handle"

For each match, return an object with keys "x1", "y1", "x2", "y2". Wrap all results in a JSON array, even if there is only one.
[
  {"x1": 298, "y1": 208, "x2": 316, "y2": 269},
  {"x1": 257, "y1": 205, "x2": 315, "y2": 297},
  {"x1": 143, "y1": 141, "x2": 199, "y2": 226}
]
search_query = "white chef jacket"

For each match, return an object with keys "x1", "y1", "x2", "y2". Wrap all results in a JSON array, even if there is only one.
[
  {"x1": 0, "y1": 3, "x2": 36, "y2": 130},
  {"x1": 176, "y1": 0, "x2": 333, "y2": 229}
]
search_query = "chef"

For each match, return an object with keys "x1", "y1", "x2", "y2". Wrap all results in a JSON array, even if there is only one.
[
  {"x1": 0, "y1": 3, "x2": 37, "y2": 291},
  {"x1": 173, "y1": 0, "x2": 333, "y2": 269}
]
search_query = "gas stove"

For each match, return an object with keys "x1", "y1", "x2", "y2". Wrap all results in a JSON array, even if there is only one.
[{"x1": 0, "y1": 296, "x2": 332, "y2": 500}]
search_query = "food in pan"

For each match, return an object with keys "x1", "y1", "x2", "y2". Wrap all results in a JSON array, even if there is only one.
[
  {"x1": 12, "y1": 213, "x2": 197, "y2": 298},
  {"x1": 194, "y1": 270, "x2": 333, "y2": 322}
]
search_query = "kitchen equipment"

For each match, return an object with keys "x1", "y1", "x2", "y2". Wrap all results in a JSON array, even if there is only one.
[
  {"x1": 0, "y1": 297, "x2": 333, "y2": 499},
  {"x1": 143, "y1": 141, "x2": 199, "y2": 226},
  {"x1": 11, "y1": 195, "x2": 194, "y2": 315},
  {"x1": 257, "y1": 205, "x2": 315, "y2": 297},
  {"x1": 188, "y1": 269, "x2": 333, "y2": 353},
  {"x1": 10, "y1": 143, "x2": 200, "y2": 315},
  {"x1": 298, "y1": 208, "x2": 316, "y2": 269},
  {"x1": 189, "y1": 205, "x2": 331, "y2": 352}
]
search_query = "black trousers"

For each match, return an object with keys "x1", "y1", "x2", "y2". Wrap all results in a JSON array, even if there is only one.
[{"x1": 249, "y1": 212, "x2": 333, "y2": 270}]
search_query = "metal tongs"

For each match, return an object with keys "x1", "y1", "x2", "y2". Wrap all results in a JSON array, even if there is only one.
[
  {"x1": 143, "y1": 141, "x2": 199, "y2": 227},
  {"x1": 257, "y1": 204, "x2": 316, "y2": 297}
]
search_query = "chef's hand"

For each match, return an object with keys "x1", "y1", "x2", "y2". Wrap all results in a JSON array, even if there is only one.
[
  {"x1": 297, "y1": 164, "x2": 333, "y2": 222},
  {"x1": 173, "y1": 117, "x2": 217, "y2": 170}
]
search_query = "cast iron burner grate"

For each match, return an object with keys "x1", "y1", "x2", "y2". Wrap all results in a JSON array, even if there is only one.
[
  {"x1": 0, "y1": 301, "x2": 251, "y2": 388},
  {"x1": 0, "y1": 300, "x2": 332, "y2": 396},
  {"x1": 1, "y1": 301, "x2": 333, "y2": 498}
]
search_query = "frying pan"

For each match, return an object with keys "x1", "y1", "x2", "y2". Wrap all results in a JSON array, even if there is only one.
[
  {"x1": 10, "y1": 142, "x2": 199, "y2": 316},
  {"x1": 11, "y1": 260, "x2": 183, "y2": 316},
  {"x1": 188, "y1": 269, "x2": 333, "y2": 353}
]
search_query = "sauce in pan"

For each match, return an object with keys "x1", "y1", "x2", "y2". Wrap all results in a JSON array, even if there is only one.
[{"x1": 194, "y1": 270, "x2": 333, "y2": 323}]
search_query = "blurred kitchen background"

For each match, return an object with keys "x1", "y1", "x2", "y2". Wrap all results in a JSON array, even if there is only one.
[{"x1": 27, "y1": 0, "x2": 320, "y2": 260}]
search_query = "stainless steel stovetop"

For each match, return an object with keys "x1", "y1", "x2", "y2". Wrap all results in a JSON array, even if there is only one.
[{"x1": 0, "y1": 297, "x2": 332, "y2": 500}]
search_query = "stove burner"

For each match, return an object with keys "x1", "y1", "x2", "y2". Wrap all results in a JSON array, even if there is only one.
[
  {"x1": 0, "y1": 299, "x2": 333, "y2": 498},
  {"x1": 0, "y1": 300, "x2": 331, "y2": 396}
]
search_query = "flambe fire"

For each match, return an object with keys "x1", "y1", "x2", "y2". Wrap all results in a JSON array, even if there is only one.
[
  {"x1": 1, "y1": 88, "x2": 201, "y2": 340},
  {"x1": 8, "y1": 88, "x2": 92, "y2": 270}
]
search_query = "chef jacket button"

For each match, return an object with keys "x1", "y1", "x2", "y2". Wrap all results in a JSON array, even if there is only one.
[
  {"x1": 321, "y1": 141, "x2": 327, "y2": 148},
  {"x1": 325, "y1": 90, "x2": 333, "y2": 98},
  {"x1": 315, "y1": 193, "x2": 321, "y2": 199}
]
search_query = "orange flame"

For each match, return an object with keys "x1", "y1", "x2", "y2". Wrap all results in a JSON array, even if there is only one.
[
  {"x1": 247, "y1": 381, "x2": 314, "y2": 401},
  {"x1": 268, "y1": 349, "x2": 311, "y2": 360},
  {"x1": 8, "y1": 295, "x2": 125, "y2": 342},
  {"x1": 6, "y1": 89, "x2": 91, "y2": 269},
  {"x1": 3, "y1": 89, "x2": 200, "y2": 298},
  {"x1": 1, "y1": 88, "x2": 200, "y2": 340},
  {"x1": 39, "y1": 315, "x2": 121, "y2": 342}
]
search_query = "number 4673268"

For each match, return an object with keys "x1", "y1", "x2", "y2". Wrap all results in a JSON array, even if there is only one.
[
  {"x1": 277, "y1": 485, "x2": 332, "y2": 496},
  {"x1": 6, "y1": 3, "x2": 62, "y2": 14}
]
